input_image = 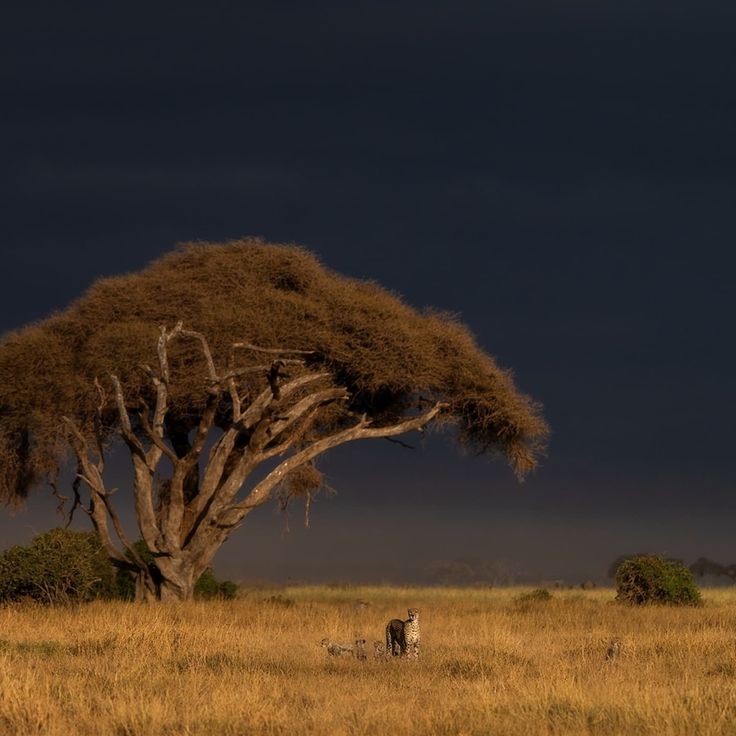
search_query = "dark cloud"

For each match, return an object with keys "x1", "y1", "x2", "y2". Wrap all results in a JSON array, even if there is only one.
[{"x1": 1, "y1": 1, "x2": 735, "y2": 580}]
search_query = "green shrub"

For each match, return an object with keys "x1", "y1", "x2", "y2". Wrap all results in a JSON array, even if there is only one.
[
  {"x1": 615, "y1": 554, "x2": 702, "y2": 606},
  {"x1": 194, "y1": 567, "x2": 238, "y2": 600},
  {"x1": 0, "y1": 529, "x2": 119, "y2": 605},
  {"x1": 0, "y1": 530, "x2": 238, "y2": 604}
]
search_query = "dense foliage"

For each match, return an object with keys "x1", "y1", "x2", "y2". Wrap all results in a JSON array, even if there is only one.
[
  {"x1": 615, "y1": 555, "x2": 702, "y2": 606},
  {"x1": 0, "y1": 529, "x2": 237, "y2": 604},
  {"x1": 0, "y1": 529, "x2": 119, "y2": 604},
  {"x1": 0, "y1": 240, "x2": 548, "y2": 504}
]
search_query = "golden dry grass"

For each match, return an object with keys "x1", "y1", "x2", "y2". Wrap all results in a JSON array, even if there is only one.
[{"x1": 2, "y1": 586, "x2": 736, "y2": 735}]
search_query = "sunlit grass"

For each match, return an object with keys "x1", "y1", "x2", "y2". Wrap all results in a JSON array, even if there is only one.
[{"x1": 2, "y1": 586, "x2": 736, "y2": 735}]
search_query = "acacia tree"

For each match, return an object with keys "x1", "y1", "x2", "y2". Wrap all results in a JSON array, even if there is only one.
[{"x1": 0, "y1": 240, "x2": 548, "y2": 601}]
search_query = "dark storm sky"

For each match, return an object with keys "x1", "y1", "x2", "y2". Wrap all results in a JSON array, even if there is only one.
[{"x1": 2, "y1": 1, "x2": 735, "y2": 583}]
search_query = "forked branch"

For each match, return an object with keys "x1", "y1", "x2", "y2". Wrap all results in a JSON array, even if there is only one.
[{"x1": 215, "y1": 402, "x2": 447, "y2": 528}]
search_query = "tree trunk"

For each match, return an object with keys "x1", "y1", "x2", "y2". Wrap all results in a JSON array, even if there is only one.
[
  {"x1": 159, "y1": 577, "x2": 195, "y2": 602},
  {"x1": 134, "y1": 575, "x2": 196, "y2": 602},
  {"x1": 134, "y1": 569, "x2": 160, "y2": 602},
  {"x1": 133, "y1": 561, "x2": 197, "y2": 602}
]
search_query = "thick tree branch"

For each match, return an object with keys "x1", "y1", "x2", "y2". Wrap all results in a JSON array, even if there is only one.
[
  {"x1": 185, "y1": 383, "x2": 343, "y2": 548},
  {"x1": 227, "y1": 375, "x2": 242, "y2": 421},
  {"x1": 187, "y1": 391, "x2": 221, "y2": 461},
  {"x1": 97, "y1": 488, "x2": 147, "y2": 570},
  {"x1": 215, "y1": 402, "x2": 447, "y2": 529},
  {"x1": 264, "y1": 387, "x2": 348, "y2": 445},
  {"x1": 237, "y1": 372, "x2": 331, "y2": 431},
  {"x1": 138, "y1": 404, "x2": 178, "y2": 464},
  {"x1": 260, "y1": 407, "x2": 321, "y2": 461},
  {"x1": 62, "y1": 417, "x2": 140, "y2": 568},
  {"x1": 109, "y1": 374, "x2": 148, "y2": 465},
  {"x1": 157, "y1": 322, "x2": 182, "y2": 383},
  {"x1": 180, "y1": 328, "x2": 218, "y2": 383},
  {"x1": 108, "y1": 375, "x2": 161, "y2": 550}
]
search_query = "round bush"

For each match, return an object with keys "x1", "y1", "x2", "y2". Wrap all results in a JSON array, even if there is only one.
[
  {"x1": 0, "y1": 528, "x2": 119, "y2": 605},
  {"x1": 516, "y1": 588, "x2": 553, "y2": 603},
  {"x1": 615, "y1": 555, "x2": 702, "y2": 606}
]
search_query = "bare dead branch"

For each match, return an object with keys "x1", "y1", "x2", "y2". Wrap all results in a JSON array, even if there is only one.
[
  {"x1": 237, "y1": 372, "x2": 331, "y2": 431},
  {"x1": 261, "y1": 408, "x2": 321, "y2": 461},
  {"x1": 265, "y1": 387, "x2": 348, "y2": 444},
  {"x1": 48, "y1": 472, "x2": 69, "y2": 516},
  {"x1": 157, "y1": 323, "x2": 182, "y2": 384},
  {"x1": 137, "y1": 404, "x2": 179, "y2": 464},
  {"x1": 180, "y1": 328, "x2": 218, "y2": 382},
  {"x1": 65, "y1": 473, "x2": 89, "y2": 526},
  {"x1": 108, "y1": 377, "x2": 162, "y2": 551},
  {"x1": 109, "y1": 374, "x2": 149, "y2": 465},
  {"x1": 232, "y1": 342, "x2": 316, "y2": 356},
  {"x1": 97, "y1": 488, "x2": 149, "y2": 570},
  {"x1": 227, "y1": 376, "x2": 242, "y2": 421},
  {"x1": 61, "y1": 417, "x2": 130, "y2": 565},
  {"x1": 188, "y1": 391, "x2": 221, "y2": 460},
  {"x1": 384, "y1": 437, "x2": 417, "y2": 450}
]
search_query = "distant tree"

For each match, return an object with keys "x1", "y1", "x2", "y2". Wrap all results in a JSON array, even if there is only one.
[
  {"x1": 689, "y1": 557, "x2": 736, "y2": 584},
  {"x1": 428, "y1": 559, "x2": 476, "y2": 586},
  {"x1": 689, "y1": 557, "x2": 726, "y2": 578},
  {"x1": 0, "y1": 240, "x2": 548, "y2": 601},
  {"x1": 428, "y1": 557, "x2": 516, "y2": 586}
]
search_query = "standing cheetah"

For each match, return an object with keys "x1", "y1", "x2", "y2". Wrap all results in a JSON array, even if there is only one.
[{"x1": 385, "y1": 608, "x2": 420, "y2": 658}]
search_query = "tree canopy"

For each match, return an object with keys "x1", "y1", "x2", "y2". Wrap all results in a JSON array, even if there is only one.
[{"x1": 0, "y1": 239, "x2": 548, "y2": 506}]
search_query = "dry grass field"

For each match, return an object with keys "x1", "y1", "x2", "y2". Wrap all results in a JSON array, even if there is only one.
[{"x1": 2, "y1": 586, "x2": 736, "y2": 735}]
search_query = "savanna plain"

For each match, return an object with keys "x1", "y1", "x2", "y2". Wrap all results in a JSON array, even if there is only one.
[{"x1": 2, "y1": 586, "x2": 736, "y2": 736}]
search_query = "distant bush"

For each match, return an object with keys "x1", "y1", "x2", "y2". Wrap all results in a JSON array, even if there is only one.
[
  {"x1": 615, "y1": 555, "x2": 702, "y2": 606},
  {"x1": 516, "y1": 588, "x2": 553, "y2": 604},
  {"x1": 0, "y1": 529, "x2": 119, "y2": 605}
]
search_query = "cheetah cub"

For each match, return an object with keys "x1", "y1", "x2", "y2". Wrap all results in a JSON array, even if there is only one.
[
  {"x1": 320, "y1": 637, "x2": 367, "y2": 660},
  {"x1": 605, "y1": 637, "x2": 622, "y2": 661},
  {"x1": 320, "y1": 638, "x2": 353, "y2": 657},
  {"x1": 373, "y1": 640, "x2": 387, "y2": 658},
  {"x1": 385, "y1": 608, "x2": 420, "y2": 659}
]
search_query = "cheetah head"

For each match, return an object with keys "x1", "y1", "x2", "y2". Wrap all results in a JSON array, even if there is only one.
[
  {"x1": 407, "y1": 608, "x2": 419, "y2": 621},
  {"x1": 319, "y1": 638, "x2": 330, "y2": 648}
]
